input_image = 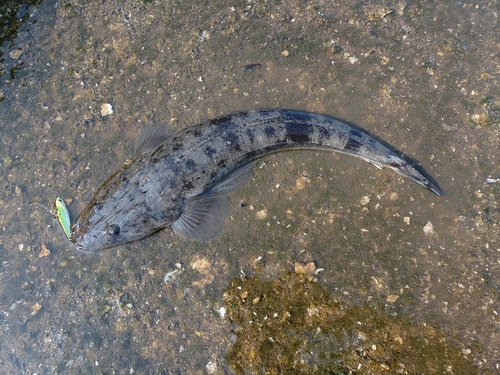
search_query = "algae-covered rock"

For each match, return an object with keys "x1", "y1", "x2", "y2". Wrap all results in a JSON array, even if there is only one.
[{"x1": 224, "y1": 274, "x2": 481, "y2": 374}]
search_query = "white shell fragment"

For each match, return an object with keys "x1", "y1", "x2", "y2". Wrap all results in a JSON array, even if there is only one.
[
  {"x1": 100, "y1": 103, "x2": 113, "y2": 116},
  {"x1": 423, "y1": 221, "x2": 437, "y2": 236},
  {"x1": 9, "y1": 48, "x2": 23, "y2": 59}
]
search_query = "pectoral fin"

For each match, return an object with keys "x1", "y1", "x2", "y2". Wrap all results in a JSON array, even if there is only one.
[
  {"x1": 172, "y1": 192, "x2": 230, "y2": 241},
  {"x1": 171, "y1": 163, "x2": 255, "y2": 241}
]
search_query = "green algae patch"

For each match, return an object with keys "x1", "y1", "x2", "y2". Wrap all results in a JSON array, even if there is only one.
[{"x1": 224, "y1": 274, "x2": 481, "y2": 374}]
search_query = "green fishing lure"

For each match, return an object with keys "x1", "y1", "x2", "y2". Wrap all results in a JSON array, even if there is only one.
[{"x1": 54, "y1": 197, "x2": 72, "y2": 240}]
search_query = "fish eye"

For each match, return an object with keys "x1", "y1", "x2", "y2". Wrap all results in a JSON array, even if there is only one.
[{"x1": 106, "y1": 224, "x2": 120, "y2": 236}]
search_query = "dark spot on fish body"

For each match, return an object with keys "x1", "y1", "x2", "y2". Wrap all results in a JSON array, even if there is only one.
[
  {"x1": 204, "y1": 145, "x2": 217, "y2": 158},
  {"x1": 286, "y1": 133, "x2": 311, "y2": 144},
  {"x1": 181, "y1": 180, "x2": 195, "y2": 191},
  {"x1": 224, "y1": 131, "x2": 242, "y2": 152},
  {"x1": 172, "y1": 143, "x2": 183, "y2": 152},
  {"x1": 317, "y1": 126, "x2": 332, "y2": 142},
  {"x1": 210, "y1": 171, "x2": 218, "y2": 180},
  {"x1": 285, "y1": 121, "x2": 315, "y2": 135},
  {"x1": 246, "y1": 129, "x2": 255, "y2": 143},
  {"x1": 224, "y1": 131, "x2": 239, "y2": 144},
  {"x1": 349, "y1": 128, "x2": 363, "y2": 139},
  {"x1": 386, "y1": 160, "x2": 403, "y2": 168},
  {"x1": 185, "y1": 159, "x2": 197, "y2": 170},
  {"x1": 160, "y1": 158, "x2": 182, "y2": 175},
  {"x1": 344, "y1": 137, "x2": 363, "y2": 152},
  {"x1": 264, "y1": 126, "x2": 276, "y2": 137},
  {"x1": 283, "y1": 111, "x2": 314, "y2": 126},
  {"x1": 211, "y1": 114, "x2": 234, "y2": 127}
]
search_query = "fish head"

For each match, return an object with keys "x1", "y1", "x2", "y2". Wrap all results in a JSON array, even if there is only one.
[{"x1": 72, "y1": 172, "x2": 182, "y2": 252}]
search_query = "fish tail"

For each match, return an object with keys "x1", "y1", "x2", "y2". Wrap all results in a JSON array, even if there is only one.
[{"x1": 387, "y1": 158, "x2": 443, "y2": 196}]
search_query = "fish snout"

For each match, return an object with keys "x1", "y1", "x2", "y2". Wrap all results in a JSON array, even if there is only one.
[{"x1": 71, "y1": 222, "x2": 94, "y2": 252}]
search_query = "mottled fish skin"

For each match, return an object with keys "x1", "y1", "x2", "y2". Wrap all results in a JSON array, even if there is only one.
[{"x1": 73, "y1": 109, "x2": 442, "y2": 252}]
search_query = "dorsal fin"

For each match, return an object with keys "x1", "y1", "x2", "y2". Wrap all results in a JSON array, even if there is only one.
[{"x1": 134, "y1": 126, "x2": 172, "y2": 156}]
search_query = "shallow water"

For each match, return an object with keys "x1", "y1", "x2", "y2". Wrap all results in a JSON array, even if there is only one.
[{"x1": 0, "y1": 0, "x2": 498, "y2": 373}]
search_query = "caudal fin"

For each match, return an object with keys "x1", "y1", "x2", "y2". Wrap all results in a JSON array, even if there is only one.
[{"x1": 390, "y1": 160, "x2": 443, "y2": 196}]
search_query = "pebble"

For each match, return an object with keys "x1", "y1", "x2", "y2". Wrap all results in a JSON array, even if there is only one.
[
  {"x1": 423, "y1": 221, "x2": 437, "y2": 236},
  {"x1": 255, "y1": 209, "x2": 268, "y2": 220},
  {"x1": 9, "y1": 48, "x2": 23, "y2": 59},
  {"x1": 360, "y1": 195, "x2": 371, "y2": 205},
  {"x1": 389, "y1": 192, "x2": 398, "y2": 201},
  {"x1": 38, "y1": 243, "x2": 51, "y2": 258},
  {"x1": 31, "y1": 302, "x2": 42, "y2": 314},
  {"x1": 163, "y1": 268, "x2": 181, "y2": 283},
  {"x1": 100, "y1": 103, "x2": 113, "y2": 116},
  {"x1": 295, "y1": 176, "x2": 308, "y2": 190},
  {"x1": 386, "y1": 294, "x2": 399, "y2": 303},
  {"x1": 294, "y1": 261, "x2": 317, "y2": 276},
  {"x1": 191, "y1": 258, "x2": 212, "y2": 274}
]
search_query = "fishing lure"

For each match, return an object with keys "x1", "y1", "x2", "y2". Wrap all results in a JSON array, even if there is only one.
[{"x1": 54, "y1": 197, "x2": 72, "y2": 240}]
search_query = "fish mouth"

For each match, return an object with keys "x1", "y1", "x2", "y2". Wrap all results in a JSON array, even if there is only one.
[
  {"x1": 72, "y1": 236, "x2": 98, "y2": 254},
  {"x1": 71, "y1": 222, "x2": 93, "y2": 253}
]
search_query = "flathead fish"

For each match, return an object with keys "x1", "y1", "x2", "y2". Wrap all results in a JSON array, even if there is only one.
[{"x1": 72, "y1": 109, "x2": 442, "y2": 252}]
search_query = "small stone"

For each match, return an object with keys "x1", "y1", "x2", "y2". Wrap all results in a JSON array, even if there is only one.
[
  {"x1": 9, "y1": 48, "x2": 23, "y2": 59},
  {"x1": 100, "y1": 103, "x2": 113, "y2": 116},
  {"x1": 480, "y1": 73, "x2": 491, "y2": 80},
  {"x1": 191, "y1": 258, "x2": 212, "y2": 274},
  {"x1": 164, "y1": 268, "x2": 181, "y2": 283},
  {"x1": 295, "y1": 176, "x2": 308, "y2": 190},
  {"x1": 348, "y1": 56, "x2": 359, "y2": 64},
  {"x1": 206, "y1": 361, "x2": 217, "y2": 374},
  {"x1": 360, "y1": 195, "x2": 371, "y2": 205},
  {"x1": 38, "y1": 243, "x2": 51, "y2": 258},
  {"x1": 282, "y1": 50, "x2": 289, "y2": 57},
  {"x1": 218, "y1": 306, "x2": 226, "y2": 319},
  {"x1": 423, "y1": 221, "x2": 437, "y2": 237},
  {"x1": 192, "y1": 273, "x2": 215, "y2": 287},
  {"x1": 403, "y1": 216, "x2": 410, "y2": 225},
  {"x1": 294, "y1": 261, "x2": 317, "y2": 276},
  {"x1": 386, "y1": 294, "x2": 399, "y2": 303},
  {"x1": 255, "y1": 209, "x2": 268, "y2": 220},
  {"x1": 389, "y1": 192, "x2": 398, "y2": 201},
  {"x1": 365, "y1": 6, "x2": 394, "y2": 21},
  {"x1": 471, "y1": 113, "x2": 488, "y2": 123}
]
